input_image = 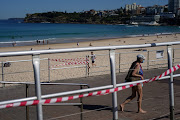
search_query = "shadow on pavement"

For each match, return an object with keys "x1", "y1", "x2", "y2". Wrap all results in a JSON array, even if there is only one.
[{"x1": 76, "y1": 104, "x2": 112, "y2": 111}]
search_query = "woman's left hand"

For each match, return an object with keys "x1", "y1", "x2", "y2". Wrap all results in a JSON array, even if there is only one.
[{"x1": 140, "y1": 76, "x2": 144, "y2": 80}]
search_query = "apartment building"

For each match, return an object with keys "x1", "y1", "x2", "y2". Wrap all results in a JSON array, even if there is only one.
[{"x1": 168, "y1": 0, "x2": 180, "y2": 14}]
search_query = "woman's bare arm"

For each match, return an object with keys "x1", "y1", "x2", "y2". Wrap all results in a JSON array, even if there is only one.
[{"x1": 132, "y1": 63, "x2": 144, "y2": 80}]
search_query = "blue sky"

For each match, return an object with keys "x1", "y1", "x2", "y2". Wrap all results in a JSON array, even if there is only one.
[{"x1": 0, "y1": 0, "x2": 168, "y2": 19}]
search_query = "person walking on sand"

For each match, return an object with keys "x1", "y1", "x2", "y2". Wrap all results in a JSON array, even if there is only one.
[
  {"x1": 120, "y1": 54, "x2": 147, "y2": 113},
  {"x1": 90, "y1": 52, "x2": 96, "y2": 67}
]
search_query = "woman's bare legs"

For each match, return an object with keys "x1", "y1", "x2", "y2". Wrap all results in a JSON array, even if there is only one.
[
  {"x1": 137, "y1": 84, "x2": 147, "y2": 113},
  {"x1": 120, "y1": 87, "x2": 136, "y2": 111}
]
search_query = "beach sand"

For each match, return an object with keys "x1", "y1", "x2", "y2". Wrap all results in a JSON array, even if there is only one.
[{"x1": 0, "y1": 33, "x2": 180, "y2": 85}]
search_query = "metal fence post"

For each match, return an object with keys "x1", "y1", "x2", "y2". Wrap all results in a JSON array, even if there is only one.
[
  {"x1": 26, "y1": 84, "x2": 29, "y2": 120},
  {"x1": 80, "y1": 85, "x2": 83, "y2": 120},
  {"x1": 167, "y1": 46, "x2": 175, "y2": 120},
  {"x1": 87, "y1": 56, "x2": 90, "y2": 77},
  {"x1": 85, "y1": 56, "x2": 88, "y2": 77},
  {"x1": 172, "y1": 48, "x2": 175, "y2": 66},
  {"x1": 1, "y1": 62, "x2": 5, "y2": 87},
  {"x1": 32, "y1": 54, "x2": 43, "y2": 120},
  {"x1": 147, "y1": 51, "x2": 150, "y2": 70},
  {"x1": 87, "y1": 63, "x2": 89, "y2": 76},
  {"x1": 109, "y1": 49, "x2": 118, "y2": 120},
  {"x1": 48, "y1": 58, "x2": 50, "y2": 82},
  {"x1": 119, "y1": 53, "x2": 121, "y2": 73}
]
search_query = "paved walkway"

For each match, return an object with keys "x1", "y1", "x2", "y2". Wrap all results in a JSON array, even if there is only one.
[{"x1": 0, "y1": 68, "x2": 180, "y2": 120}]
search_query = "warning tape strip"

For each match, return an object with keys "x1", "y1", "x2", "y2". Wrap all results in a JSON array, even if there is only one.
[
  {"x1": 1, "y1": 64, "x2": 180, "y2": 109},
  {"x1": 51, "y1": 58, "x2": 89, "y2": 62},
  {"x1": 51, "y1": 61, "x2": 89, "y2": 68}
]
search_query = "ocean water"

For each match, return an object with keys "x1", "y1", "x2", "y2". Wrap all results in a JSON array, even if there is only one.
[{"x1": 0, "y1": 19, "x2": 180, "y2": 47}]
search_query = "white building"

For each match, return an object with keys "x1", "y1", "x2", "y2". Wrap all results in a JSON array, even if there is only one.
[
  {"x1": 125, "y1": 3, "x2": 141, "y2": 11},
  {"x1": 146, "y1": 5, "x2": 164, "y2": 15},
  {"x1": 130, "y1": 15, "x2": 160, "y2": 25}
]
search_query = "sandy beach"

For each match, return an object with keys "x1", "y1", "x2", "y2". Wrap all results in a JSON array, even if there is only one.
[{"x1": 0, "y1": 33, "x2": 180, "y2": 84}]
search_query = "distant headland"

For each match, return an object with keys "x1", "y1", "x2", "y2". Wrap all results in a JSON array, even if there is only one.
[{"x1": 20, "y1": 3, "x2": 180, "y2": 26}]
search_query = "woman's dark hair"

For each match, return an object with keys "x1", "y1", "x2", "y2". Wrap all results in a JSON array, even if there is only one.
[{"x1": 137, "y1": 57, "x2": 141, "y2": 62}]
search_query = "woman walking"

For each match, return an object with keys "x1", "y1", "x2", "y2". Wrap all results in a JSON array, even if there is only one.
[{"x1": 120, "y1": 54, "x2": 147, "y2": 113}]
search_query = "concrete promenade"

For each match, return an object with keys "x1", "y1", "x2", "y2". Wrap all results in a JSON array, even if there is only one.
[{"x1": 0, "y1": 68, "x2": 180, "y2": 120}]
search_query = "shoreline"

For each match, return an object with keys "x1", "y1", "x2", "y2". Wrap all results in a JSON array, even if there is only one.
[
  {"x1": 0, "y1": 32, "x2": 179, "y2": 48},
  {"x1": 0, "y1": 33, "x2": 179, "y2": 53}
]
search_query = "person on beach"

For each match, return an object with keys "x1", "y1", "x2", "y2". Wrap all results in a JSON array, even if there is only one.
[
  {"x1": 12, "y1": 41, "x2": 16, "y2": 47},
  {"x1": 77, "y1": 42, "x2": 79, "y2": 46},
  {"x1": 90, "y1": 52, "x2": 96, "y2": 66},
  {"x1": 120, "y1": 54, "x2": 147, "y2": 113}
]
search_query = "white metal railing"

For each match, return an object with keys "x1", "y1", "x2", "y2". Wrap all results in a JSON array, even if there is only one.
[
  {"x1": 1, "y1": 47, "x2": 180, "y2": 83},
  {"x1": 0, "y1": 41, "x2": 180, "y2": 120},
  {"x1": 0, "y1": 81, "x2": 89, "y2": 120}
]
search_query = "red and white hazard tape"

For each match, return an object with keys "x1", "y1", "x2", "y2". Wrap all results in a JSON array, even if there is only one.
[
  {"x1": 51, "y1": 58, "x2": 89, "y2": 62},
  {"x1": 50, "y1": 57, "x2": 89, "y2": 68},
  {"x1": 1, "y1": 64, "x2": 180, "y2": 109},
  {"x1": 51, "y1": 61, "x2": 88, "y2": 68}
]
